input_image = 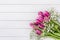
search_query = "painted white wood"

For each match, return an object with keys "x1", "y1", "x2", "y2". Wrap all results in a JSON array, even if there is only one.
[
  {"x1": 0, "y1": 0, "x2": 59, "y2": 4},
  {"x1": 0, "y1": 21, "x2": 31, "y2": 28},
  {"x1": 0, "y1": 29, "x2": 31, "y2": 37},
  {"x1": 0, "y1": 37, "x2": 29, "y2": 40},
  {"x1": 0, "y1": 13, "x2": 37, "y2": 20},
  {"x1": 0, "y1": 5, "x2": 59, "y2": 12}
]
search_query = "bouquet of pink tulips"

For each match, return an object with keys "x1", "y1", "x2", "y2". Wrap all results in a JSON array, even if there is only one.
[{"x1": 30, "y1": 9, "x2": 60, "y2": 40}]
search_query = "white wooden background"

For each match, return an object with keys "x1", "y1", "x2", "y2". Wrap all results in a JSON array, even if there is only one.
[{"x1": 0, "y1": 0, "x2": 60, "y2": 40}]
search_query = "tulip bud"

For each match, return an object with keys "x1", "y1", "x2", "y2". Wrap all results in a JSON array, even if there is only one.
[
  {"x1": 38, "y1": 23, "x2": 45, "y2": 29},
  {"x1": 36, "y1": 16, "x2": 44, "y2": 23},
  {"x1": 35, "y1": 30, "x2": 42, "y2": 35},
  {"x1": 38, "y1": 11, "x2": 43, "y2": 16},
  {"x1": 43, "y1": 11, "x2": 50, "y2": 22},
  {"x1": 43, "y1": 11, "x2": 50, "y2": 17},
  {"x1": 30, "y1": 22, "x2": 34, "y2": 28}
]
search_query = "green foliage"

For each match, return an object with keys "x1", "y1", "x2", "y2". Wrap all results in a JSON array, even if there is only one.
[{"x1": 30, "y1": 9, "x2": 60, "y2": 40}]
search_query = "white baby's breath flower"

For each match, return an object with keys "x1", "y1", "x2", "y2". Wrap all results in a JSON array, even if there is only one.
[{"x1": 40, "y1": 37, "x2": 55, "y2": 40}]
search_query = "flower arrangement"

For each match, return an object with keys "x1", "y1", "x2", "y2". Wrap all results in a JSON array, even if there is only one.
[{"x1": 30, "y1": 9, "x2": 60, "y2": 40}]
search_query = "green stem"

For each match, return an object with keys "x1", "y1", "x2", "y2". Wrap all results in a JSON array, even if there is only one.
[
  {"x1": 47, "y1": 32, "x2": 60, "y2": 39},
  {"x1": 51, "y1": 20, "x2": 60, "y2": 26}
]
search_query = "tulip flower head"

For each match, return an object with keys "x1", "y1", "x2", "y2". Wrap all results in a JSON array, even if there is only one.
[
  {"x1": 38, "y1": 11, "x2": 43, "y2": 16},
  {"x1": 36, "y1": 13, "x2": 44, "y2": 23},
  {"x1": 30, "y1": 11, "x2": 50, "y2": 35},
  {"x1": 43, "y1": 11, "x2": 50, "y2": 22},
  {"x1": 38, "y1": 23, "x2": 45, "y2": 29},
  {"x1": 30, "y1": 22, "x2": 39, "y2": 30},
  {"x1": 35, "y1": 30, "x2": 42, "y2": 35}
]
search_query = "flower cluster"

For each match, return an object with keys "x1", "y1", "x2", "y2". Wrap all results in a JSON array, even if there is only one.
[
  {"x1": 30, "y1": 9, "x2": 60, "y2": 40},
  {"x1": 30, "y1": 11, "x2": 50, "y2": 35}
]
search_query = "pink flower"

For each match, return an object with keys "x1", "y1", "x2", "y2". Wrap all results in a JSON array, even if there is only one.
[
  {"x1": 44, "y1": 16, "x2": 50, "y2": 22},
  {"x1": 35, "y1": 30, "x2": 42, "y2": 35},
  {"x1": 34, "y1": 21, "x2": 39, "y2": 25},
  {"x1": 43, "y1": 11, "x2": 50, "y2": 17},
  {"x1": 30, "y1": 22, "x2": 34, "y2": 28},
  {"x1": 43, "y1": 11, "x2": 50, "y2": 22},
  {"x1": 30, "y1": 22, "x2": 39, "y2": 30},
  {"x1": 34, "y1": 22, "x2": 39, "y2": 26},
  {"x1": 36, "y1": 16, "x2": 44, "y2": 23},
  {"x1": 30, "y1": 22, "x2": 39, "y2": 28},
  {"x1": 38, "y1": 23, "x2": 45, "y2": 29},
  {"x1": 38, "y1": 11, "x2": 43, "y2": 16}
]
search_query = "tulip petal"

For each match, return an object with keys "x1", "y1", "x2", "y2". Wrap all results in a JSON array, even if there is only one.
[
  {"x1": 35, "y1": 30, "x2": 42, "y2": 35},
  {"x1": 38, "y1": 23, "x2": 45, "y2": 29}
]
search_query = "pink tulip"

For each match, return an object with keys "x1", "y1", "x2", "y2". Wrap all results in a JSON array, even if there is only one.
[
  {"x1": 44, "y1": 16, "x2": 50, "y2": 22},
  {"x1": 38, "y1": 11, "x2": 43, "y2": 16},
  {"x1": 34, "y1": 22, "x2": 39, "y2": 26},
  {"x1": 43, "y1": 11, "x2": 50, "y2": 17},
  {"x1": 36, "y1": 16, "x2": 44, "y2": 23},
  {"x1": 35, "y1": 21, "x2": 39, "y2": 24},
  {"x1": 43, "y1": 11, "x2": 50, "y2": 22},
  {"x1": 30, "y1": 22, "x2": 39, "y2": 28},
  {"x1": 38, "y1": 23, "x2": 45, "y2": 29},
  {"x1": 30, "y1": 22, "x2": 34, "y2": 28},
  {"x1": 35, "y1": 30, "x2": 42, "y2": 35}
]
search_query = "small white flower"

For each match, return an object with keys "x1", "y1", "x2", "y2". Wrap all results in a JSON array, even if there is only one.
[{"x1": 40, "y1": 37, "x2": 55, "y2": 40}]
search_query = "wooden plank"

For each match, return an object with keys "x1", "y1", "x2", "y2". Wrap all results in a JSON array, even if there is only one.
[
  {"x1": 0, "y1": 37, "x2": 29, "y2": 40},
  {"x1": 0, "y1": 0, "x2": 59, "y2": 4},
  {"x1": 0, "y1": 21, "x2": 32, "y2": 28},
  {"x1": 0, "y1": 29, "x2": 31, "y2": 37},
  {"x1": 0, "y1": 13, "x2": 37, "y2": 20},
  {"x1": 0, "y1": 5, "x2": 59, "y2": 12}
]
